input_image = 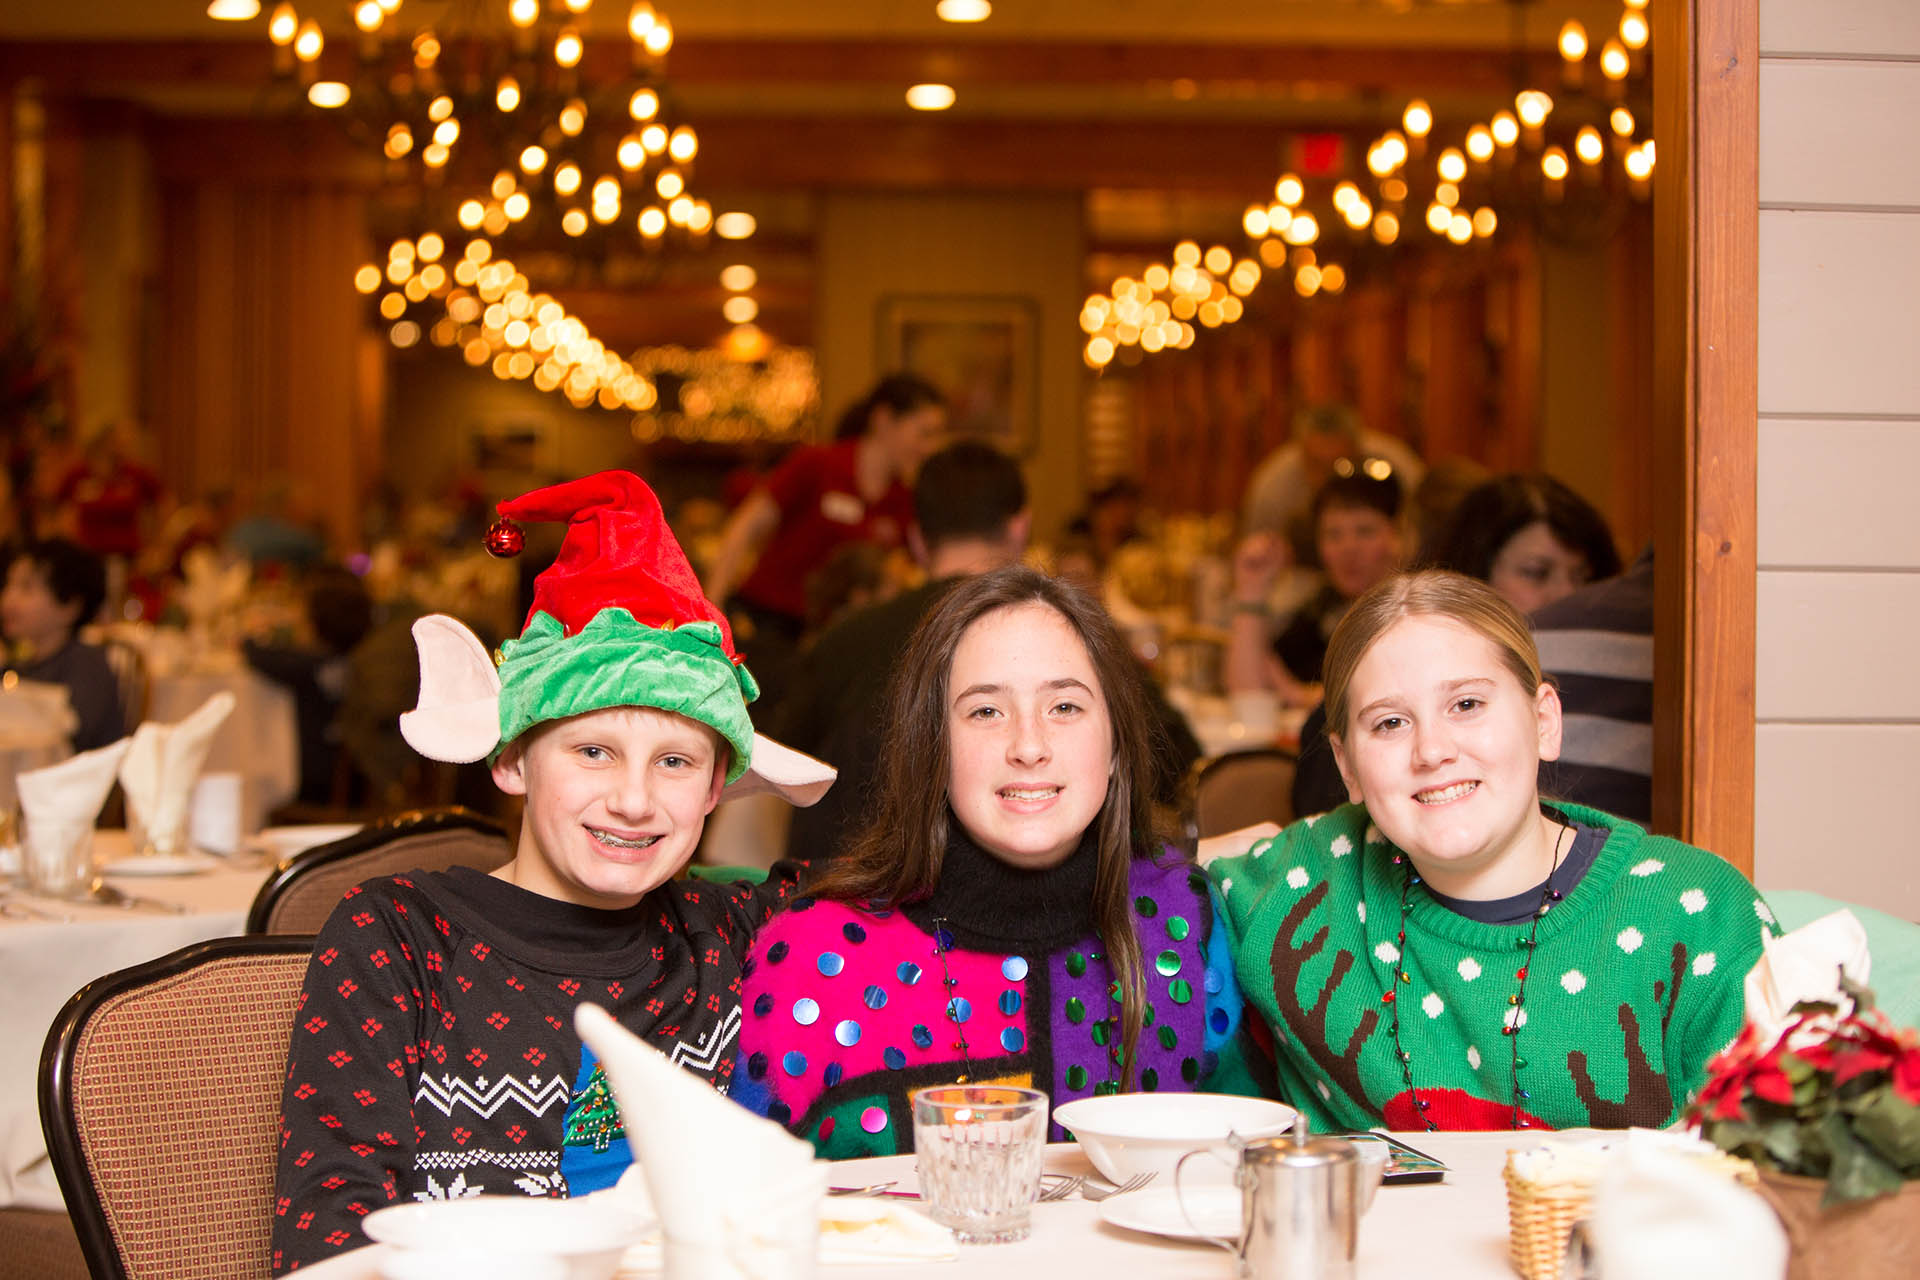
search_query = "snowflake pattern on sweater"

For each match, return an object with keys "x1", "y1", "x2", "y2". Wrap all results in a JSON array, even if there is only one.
[
  {"x1": 270, "y1": 865, "x2": 795, "y2": 1273},
  {"x1": 1210, "y1": 804, "x2": 1776, "y2": 1132}
]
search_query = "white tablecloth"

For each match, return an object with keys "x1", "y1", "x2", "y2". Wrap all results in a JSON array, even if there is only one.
[
  {"x1": 0, "y1": 832, "x2": 276, "y2": 1209},
  {"x1": 146, "y1": 665, "x2": 299, "y2": 833},
  {"x1": 296, "y1": 1133, "x2": 1525, "y2": 1280}
]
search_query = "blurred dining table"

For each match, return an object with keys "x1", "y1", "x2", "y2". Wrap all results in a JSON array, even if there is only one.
[
  {"x1": 296, "y1": 1132, "x2": 1526, "y2": 1280},
  {"x1": 0, "y1": 830, "x2": 281, "y2": 1210}
]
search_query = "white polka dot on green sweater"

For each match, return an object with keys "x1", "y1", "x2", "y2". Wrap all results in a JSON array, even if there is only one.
[
  {"x1": 1617, "y1": 927, "x2": 1644, "y2": 953},
  {"x1": 1693, "y1": 952, "x2": 1717, "y2": 976},
  {"x1": 1458, "y1": 957, "x2": 1481, "y2": 981},
  {"x1": 1631, "y1": 858, "x2": 1665, "y2": 877},
  {"x1": 1286, "y1": 866, "x2": 1308, "y2": 889},
  {"x1": 1467, "y1": 1045, "x2": 1481, "y2": 1069},
  {"x1": 1375, "y1": 941, "x2": 1401, "y2": 964},
  {"x1": 1330, "y1": 835, "x2": 1353, "y2": 857},
  {"x1": 1561, "y1": 970, "x2": 1587, "y2": 994},
  {"x1": 1680, "y1": 889, "x2": 1707, "y2": 914},
  {"x1": 1423, "y1": 993, "x2": 1444, "y2": 1018}
]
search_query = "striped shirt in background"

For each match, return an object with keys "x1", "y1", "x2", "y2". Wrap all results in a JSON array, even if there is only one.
[{"x1": 1531, "y1": 548, "x2": 1655, "y2": 825}]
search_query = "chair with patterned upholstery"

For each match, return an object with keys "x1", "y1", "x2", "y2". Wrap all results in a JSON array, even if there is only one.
[
  {"x1": 246, "y1": 805, "x2": 511, "y2": 934},
  {"x1": 1184, "y1": 748, "x2": 1297, "y2": 843},
  {"x1": 39, "y1": 936, "x2": 313, "y2": 1280}
]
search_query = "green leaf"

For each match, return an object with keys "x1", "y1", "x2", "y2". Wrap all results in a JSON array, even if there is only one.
[
  {"x1": 1821, "y1": 1110, "x2": 1906, "y2": 1206},
  {"x1": 1761, "y1": 1119, "x2": 1807, "y2": 1170},
  {"x1": 1852, "y1": 1088, "x2": 1920, "y2": 1169}
]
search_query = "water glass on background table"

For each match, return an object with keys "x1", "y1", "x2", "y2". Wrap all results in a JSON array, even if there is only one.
[
  {"x1": 21, "y1": 816, "x2": 94, "y2": 899},
  {"x1": 911, "y1": 1085, "x2": 1048, "y2": 1245}
]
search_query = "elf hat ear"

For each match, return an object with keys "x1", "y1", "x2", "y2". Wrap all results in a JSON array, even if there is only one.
[
  {"x1": 399, "y1": 614, "x2": 503, "y2": 764},
  {"x1": 723, "y1": 734, "x2": 837, "y2": 808}
]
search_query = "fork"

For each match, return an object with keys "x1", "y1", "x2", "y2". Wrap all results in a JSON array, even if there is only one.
[
  {"x1": 1036, "y1": 1174, "x2": 1085, "y2": 1202},
  {"x1": 86, "y1": 878, "x2": 190, "y2": 914},
  {"x1": 1081, "y1": 1171, "x2": 1156, "y2": 1201}
]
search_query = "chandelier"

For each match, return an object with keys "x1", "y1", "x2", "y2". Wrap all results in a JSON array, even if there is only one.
[
  {"x1": 255, "y1": 1, "x2": 721, "y2": 254},
  {"x1": 1082, "y1": 0, "x2": 1655, "y2": 368},
  {"x1": 215, "y1": 2, "x2": 769, "y2": 413}
]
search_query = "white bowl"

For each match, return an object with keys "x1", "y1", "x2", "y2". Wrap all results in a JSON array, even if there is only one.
[
  {"x1": 1053, "y1": 1093, "x2": 1298, "y2": 1187},
  {"x1": 258, "y1": 823, "x2": 364, "y2": 862},
  {"x1": 363, "y1": 1195, "x2": 653, "y2": 1280}
]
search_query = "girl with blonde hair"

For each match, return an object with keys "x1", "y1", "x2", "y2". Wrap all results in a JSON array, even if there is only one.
[{"x1": 1211, "y1": 570, "x2": 1774, "y2": 1132}]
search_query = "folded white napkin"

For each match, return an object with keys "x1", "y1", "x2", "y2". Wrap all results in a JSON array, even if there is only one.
[
  {"x1": 118, "y1": 692, "x2": 236, "y2": 851},
  {"x1": 574, "y1": 1004, "x2": 828, "y2": 1279},
  {"x1": 1508, "y1": 1128, "x2": 1729, "y2": 1188},
  {"x1": 603, "y1": 1177, "x2": 959, "y2": 1274},
  {"x1": 1589, "y1": 1141, "x2": 1786, "y2": 1280},
  {"x1": 1744, "y1": 908, "x2": 1872, "y2": 1043},
  {"x1": 0, "y1": 679, "x2": 78, "y2": 744},
  {"x1": 17, "y1": 737, "x2": 134, "y2": 832}
]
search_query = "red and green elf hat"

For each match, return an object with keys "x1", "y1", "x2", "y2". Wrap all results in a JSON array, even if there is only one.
[{"x1": 399, "y1": 470, "x2": 834, "y2": 804}]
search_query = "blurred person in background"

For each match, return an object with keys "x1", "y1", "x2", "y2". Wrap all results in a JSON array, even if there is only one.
[
  {"x1": 704, "y1": 373, "x2": 946, "y2": 722},
  {"x1": 1430, "y1": 474, "x2": 1622, "y2": 615},
  {"x1": 1, "y1": 537, "x2": 124, "y2": 751},
  {"x1": 244, "y1": 565, "x2": 376, "y2": 811},
  {"x1": 226, "y1": 475, "x2": 329, "y2": 573},
  {"x1": 777, "y1": 440, "x2": 1030, "y2": 863},
  {"x1": 1242, "y1": 403, "x2": 1424, "y2": 562},
  {"x1": 1530, "y1": 548, "x2": 1655, "y2": 825},
  {"x1": 1227, "y1": 465, "x2": 1407, "y2": 707},
  {"x1": 1408, "y1": 456, "x2": 1493, "y2": 564}
]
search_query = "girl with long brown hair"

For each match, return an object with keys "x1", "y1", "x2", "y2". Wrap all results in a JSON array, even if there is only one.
[{"x1": 732, "y1": 566, "x2": 1259, "y2": 1156}]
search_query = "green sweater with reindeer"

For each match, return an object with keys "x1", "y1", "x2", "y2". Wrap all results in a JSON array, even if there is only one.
[{"x1": 1211, "y1": 804, "x2": 1775, "y2": 1131}]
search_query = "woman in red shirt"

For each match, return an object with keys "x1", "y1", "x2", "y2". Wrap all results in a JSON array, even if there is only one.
[{"x1": 706, "y1": 373, "x2": 946, "y2": 716}]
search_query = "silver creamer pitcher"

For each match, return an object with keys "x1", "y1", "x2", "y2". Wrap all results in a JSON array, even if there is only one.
[{"x1": 1175, "y1": 1113, "x2": 1360, "y2": 1279}]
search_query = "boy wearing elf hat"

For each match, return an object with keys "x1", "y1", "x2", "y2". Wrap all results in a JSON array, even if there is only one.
[{"x1": 270, "y1": 472, "x2": 834, "y2": 1274}]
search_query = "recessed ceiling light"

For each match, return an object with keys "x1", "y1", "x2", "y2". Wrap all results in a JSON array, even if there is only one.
[
  {"x1": 936, "y1": 0, "x2": 992, "y2": 21},
  {"x1": 207, "y1": 0, "x2": 261, "y2": 18},
  {"x1": 308, "y1": 82, "x2": 352, "y2": 108},
  {"x1": 906, "y1": 83, "x2": 957, "y2": 111}
]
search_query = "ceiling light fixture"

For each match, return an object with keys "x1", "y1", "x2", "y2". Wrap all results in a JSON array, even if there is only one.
[{"x1": 906, "y1": 84, "x2": 957, "y2": 111}]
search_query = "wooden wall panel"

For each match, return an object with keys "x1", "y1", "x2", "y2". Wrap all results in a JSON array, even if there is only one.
[
  {"x1": 1759, "y1": 62, "x2": 1920, "y2": 208},
  {"x1": 1755, "y1": 724, "x2": 1920, "y2": 918},
  {"x1": 1755, "y1": 571, "x2": 1920, "y2": 721},
  {"x1": 1759, "y1": 0, "x2": 1920, "y2": 57},
  {"x1": 1758, "y1": 419, "x2": 1920, "y2": 568},
  {"x1": 1758, "y1": 211, "x2": 1920, "y2": 417}
]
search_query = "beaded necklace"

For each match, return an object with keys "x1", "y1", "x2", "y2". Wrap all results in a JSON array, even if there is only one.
[
  {"x1": 928, "y1": 914, "x2": 1122, "y2": 1093},
  {"x1": 1385, "y1": 817, "x2": 1573, "y2": 1133}
]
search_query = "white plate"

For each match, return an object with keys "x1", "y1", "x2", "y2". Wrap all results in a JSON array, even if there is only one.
[
  {"x1": 100, "y1": 852, "x2": 222, "y2": 876},
  {"x1": 1098, "y1": 1185, "x2": 1240, "y2": 1242}
]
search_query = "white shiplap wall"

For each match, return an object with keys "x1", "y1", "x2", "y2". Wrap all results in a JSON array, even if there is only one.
[{"x1": 1755, "y1": 0, "x2": 1920, "y2": 918}]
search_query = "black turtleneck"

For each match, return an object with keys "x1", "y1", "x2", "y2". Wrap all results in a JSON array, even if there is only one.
[{"x1": 899, "y1": 820, "x2": 1101, "y2": 953}]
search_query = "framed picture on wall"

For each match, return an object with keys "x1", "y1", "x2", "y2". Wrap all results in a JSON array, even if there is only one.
[
  {"x1": 470, "y1": 419, "x2": 547, "y2": 475},
  {"x1": 877, "y1": 294, "x2": 1038, "y2": 454}
]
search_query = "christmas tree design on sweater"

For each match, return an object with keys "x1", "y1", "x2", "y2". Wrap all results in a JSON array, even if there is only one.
[{"x1": 1210, "y1": 803, "x2": 1777, "y2": 1131}]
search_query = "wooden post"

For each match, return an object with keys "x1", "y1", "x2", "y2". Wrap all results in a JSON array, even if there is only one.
[{"x1": 1651, "y1": 0, "x2": 1759, "y2": 872}]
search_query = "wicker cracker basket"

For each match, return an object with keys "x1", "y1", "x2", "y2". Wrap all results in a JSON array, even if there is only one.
[{"x1": 1502, "y1": 1149, "x2": 1758, "y2": 1280}]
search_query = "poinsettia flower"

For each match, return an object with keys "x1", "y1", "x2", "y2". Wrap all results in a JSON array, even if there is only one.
[{"x1": 1893, "y1": 1048, "x2": 1920, "y2": 1107}]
